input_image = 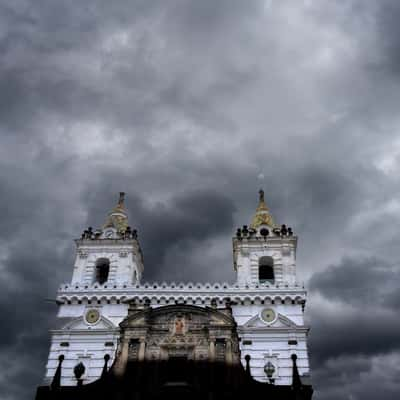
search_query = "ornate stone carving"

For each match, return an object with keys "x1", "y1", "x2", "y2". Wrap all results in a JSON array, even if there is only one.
[{"x1": 116, "y1": 303, "x2": 240, "y2": 369}]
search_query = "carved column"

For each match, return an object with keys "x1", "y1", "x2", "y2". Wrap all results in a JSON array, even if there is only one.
[
  {"x1": 225, "y1": 339, "x2": 233, "y2": 364},
  {"x1": 209, "y1": 338, "x2": 216, "y2": 361},
  {"x1": 138, "y1": 338, "x2": 146, "y2": 361},
  {"x1": 113, "y1": 338, "x2": 129, "y2": 377}
]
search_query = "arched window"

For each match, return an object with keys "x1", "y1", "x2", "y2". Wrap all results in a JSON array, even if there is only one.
[
  {"x1": 95, "y1": 258, "x2": 110, "y2": 284},
  {"x1": 259, "y1": 256, "x2": 274, "y2": 284}
]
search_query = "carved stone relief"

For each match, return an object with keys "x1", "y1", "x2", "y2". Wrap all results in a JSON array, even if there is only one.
[{"x1": 115, "y1": 303, "x2": 240, "y2": 371}]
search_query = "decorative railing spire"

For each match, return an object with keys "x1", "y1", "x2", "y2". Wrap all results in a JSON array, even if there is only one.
[
  {"x1": 50, "y1": 355, "x2": 64, "y2": 390},
  {"x1": 291, "y1": 354, "x2": 302, "y2": 390},
  {"x1": 101, "y1": 354, "x2": 111, "y2": 379}
]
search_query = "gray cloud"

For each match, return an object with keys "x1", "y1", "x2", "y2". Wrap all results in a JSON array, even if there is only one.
[
  {"x1": 309, "y1": 257, "x2": 400, "y2": 308},
  {"x1": 83, "y1": 183, "x2": 236, "y2": 282},
  {"x1": 311, "y1": 352, "x2": 400, "y2": 400},
  {"x1": 308, "y1": 255, "x2": 400, "y2": 399},
  {"x1": 1, "y1": 1, "x2": 400, "y2": 399},
  {"x1": 310, "y1": 306, "x2": 400, "y2": 365}
]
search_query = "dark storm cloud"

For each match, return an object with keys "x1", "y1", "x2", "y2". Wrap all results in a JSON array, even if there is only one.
[
  {"x1": 376, "y1": 0, "x2": 400, "y2": 74},
  {"x1": 309, "y1": 257, "x2": 400, "y2": 308},
  {"x1": 83, "y1": 180, "x2": 236, "y2": 282},
  {"x1": 0, "y1": 149, "x2": 81, "y2": 399},
  {"x1": 308, "y1": 255, "x2": 400, "y2": 399},
  {"x1": 0, "y1": 247, "x2": 69, "y2": 400},
  {"x1": 138, "y1": 189, "x2": 236, "y2": 282},
  {"x1": 0, "y1": 223, "x2": 74, "y2": 400},
  {"x1": 310, "y1": 306, "x2": 400, "y2": 365},
  {"x1": 0, "y1": 0, "x2": 264, "y2": 136},
  {"x1": 311, "y1": 352, "x2": 400, "y2": 400},
  {"x1": 1, "y1": 1, "x2": 400, "y2": 400}
]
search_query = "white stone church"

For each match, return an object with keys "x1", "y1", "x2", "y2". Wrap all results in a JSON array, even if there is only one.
[{"x1": 42, "y1": 190, "x2": 311, "y2": 388}]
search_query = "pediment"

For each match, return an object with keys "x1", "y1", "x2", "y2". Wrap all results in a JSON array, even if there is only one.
[
  {"x1": 123, "y1": 316, "x2": 146, "y2": 326},
  {"x1": 62, "y1": 316, "x2": 116, "y2": 330},
  {"x1": 121, "y1": 304, "x2": 235, "y2": 329},
  {"x1": 243, "y1": 313, "x2": 299, "y2": 329}
]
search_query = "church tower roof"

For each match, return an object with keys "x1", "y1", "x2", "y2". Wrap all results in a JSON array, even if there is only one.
[
  {"x1": 103, "y1": 192, "x2": 129, "y2": 233},
  {"x1": 250, "y1": 189, "x2": 275, "y2": 228}
]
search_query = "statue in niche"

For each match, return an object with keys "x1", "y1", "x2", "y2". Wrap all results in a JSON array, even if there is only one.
[{"x1": 174, "y1": 316, "x2": 185, "y2": 335}]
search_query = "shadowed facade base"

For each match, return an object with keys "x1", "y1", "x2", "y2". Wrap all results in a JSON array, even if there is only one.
[
  {"x1": 36, "y1": 358, "x2": 313, "y2": 400},
  {"x1": 37, "y1": 304, "x2": 312, "y2": 400}
]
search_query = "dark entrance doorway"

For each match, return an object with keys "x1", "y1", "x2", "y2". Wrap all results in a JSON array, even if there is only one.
[{"x1": 165, "y1": 356, "x2": 188, "y2": 384}]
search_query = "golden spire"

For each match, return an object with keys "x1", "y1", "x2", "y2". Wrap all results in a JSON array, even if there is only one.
[
  {"x1": 250, "y1": 189, "x2": 275, "y2": 228},
  {"x1": 103, "y1": 192, "x2": 129, "y2": 233},
  {"x1": 112, "y1": 192, "x2": 126, "y2": 214}
]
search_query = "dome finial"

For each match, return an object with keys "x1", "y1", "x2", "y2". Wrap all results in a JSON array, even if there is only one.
[
  {"x1": 250, "y1": 188, "x2": 275, "y2": 228},
  {"x1": 256, "y1": 188, "x2": 269, "y2": 212},
  {"x1": 118, "y1": 192, "x2": 125, "y2": 206},
  {"x1": 259, "y1": 188, "x2": 264, "y2": 203}
]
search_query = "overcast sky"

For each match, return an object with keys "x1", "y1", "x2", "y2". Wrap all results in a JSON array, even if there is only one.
[{"x1": 1, "y1": 1, "x2": 400, "y2": 399}]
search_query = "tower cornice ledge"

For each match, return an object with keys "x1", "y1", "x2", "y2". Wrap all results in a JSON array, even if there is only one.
[
  {"x1": 56, "y1": 281, "x2": 307, "y2": 305},
  {"x1": 75, "y1": 239, "x2": 141, "y2": 246}
]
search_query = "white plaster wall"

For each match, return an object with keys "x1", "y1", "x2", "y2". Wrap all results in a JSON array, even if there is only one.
[
  {"x1": 44, "y1": 331, "x2": 119, "y2": 386},
  {"x1": 238, "y1": 333, "x2": 309, "y2": 384},
  {"x1": 232, "y1": 303, "x2": 309, "y2": 384},
  {"x1": 71, "y1": 242, "x2": 142, "y2": 286},
  {"x1": 46, "y1": 291, "x2": 310, "y2": 386},
  {"x1": 57, "y1": 303, "x2": 128, "y2": 327}
]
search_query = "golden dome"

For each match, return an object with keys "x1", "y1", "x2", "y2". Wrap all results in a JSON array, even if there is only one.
[
  {"x1": 250, "y1": 189, "x2": 275, "y2": 228},
  {"x1": 103, "y1": 192, "x2": 129, "y2": 233}
]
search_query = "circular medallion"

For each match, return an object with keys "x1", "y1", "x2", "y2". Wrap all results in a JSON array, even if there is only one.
[
  {"x1": 104, "y1": 230, "x2": 114, "y2": 238},
  {"x1": 260, "y1": 308, "x2": 276, "y2": 324},
  {"x1": 85, "y1": 309, "x2": 100, "y2": 324}
]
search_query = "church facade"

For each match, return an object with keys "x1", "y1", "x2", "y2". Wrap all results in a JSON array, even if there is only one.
[{"x1": 36, "y1": 191, "x2": 312, "y2": 399}]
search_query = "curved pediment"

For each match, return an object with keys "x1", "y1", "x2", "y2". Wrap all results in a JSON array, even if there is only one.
[{"x1": 120, "y1": 304, "x2": 236, "y2": 329}]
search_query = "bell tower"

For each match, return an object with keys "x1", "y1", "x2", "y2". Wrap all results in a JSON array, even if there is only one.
[
  {"x1": 231, "y1": 190, "x2": 310, "y2": 386},
  {"x1": 71, "y1": 192, "x2": 144, "y2": 286},
  {"x1": 233, "y1": 190, "x2": 297, "y2": 286}
]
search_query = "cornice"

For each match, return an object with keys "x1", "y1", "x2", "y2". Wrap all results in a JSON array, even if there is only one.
[
  {"x1": 50, "y1": 329, "x2": 119, "y2": 335},
  {"x1": 56, "y1": 282, "x2": 307, "y2": 304},
  {"x1": 232, "y1": 236, "x2": 298, "y2": 247},
  {"x1": 75, "y1": 239, "x2": 140, "y2": 248},
  {"x1": 238, "y1": 326, "x2": 310, "y2": 334}
]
